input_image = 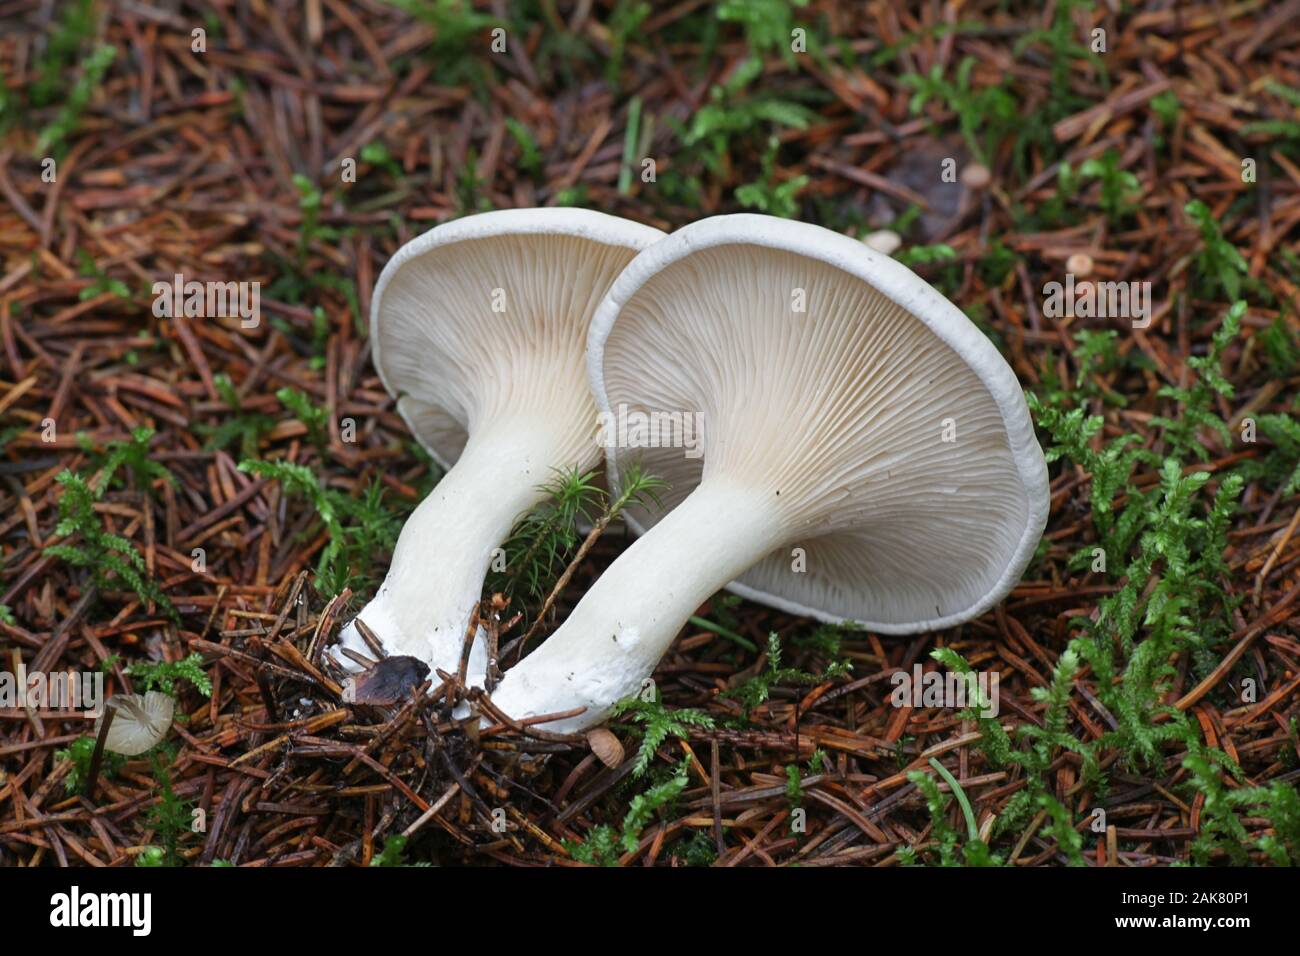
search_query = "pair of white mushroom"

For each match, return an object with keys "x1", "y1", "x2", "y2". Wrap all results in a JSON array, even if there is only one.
[{"x1": 335, "y1": 210, "x2": 1050, "y2": 734}]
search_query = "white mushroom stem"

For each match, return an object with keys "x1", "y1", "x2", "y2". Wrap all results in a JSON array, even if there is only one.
[
  {"x1": 490, "y1": 475, "x2": 785, "y2": 732},
  {"x1": 337, "y1": 414, "x2": 581, "y2": 684}
]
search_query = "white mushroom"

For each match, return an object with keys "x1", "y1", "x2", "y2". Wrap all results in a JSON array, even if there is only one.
[
  {"x1": 95, "y1": 691, "x2": 175, "y2": 755},
  {"x1": 491, "y1": 214, "x2": 1049, "y2": 732},
  {"x1": 1066, "y1": 252, "x2": 1094, "y2": 278},
  {"x1": 335, "y1": 209, "x2": 664, "y2": 685},
  {"x1": 960, "y1": 163, "x2": 992, "y2": 190},
  {"x1": 862, "y1": 229, "x2": 902, "y2": 256}
]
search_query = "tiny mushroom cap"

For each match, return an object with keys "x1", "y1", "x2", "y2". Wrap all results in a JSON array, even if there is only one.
[
  {"x1": 586, "y1": 727, "x2": 624, "y2": 768},
  {"x1": 96, "y1": 691, "x2": 175, "y2": 756},
  {"x1": 862, "y1": 229, "x2": 902, "y2": 256},
  {"x1": 491, "y1": 214, "x2": 1049, "y2": 732},
  {"x1": 1066, "y1": 252, "x2": 1094, "y2": 278},
  {"x1": 335, "y1": 209, "x2": 665, "y2": 681},
  {"x1": 960, "y1": 163, "x2": 992, "y2": 190}
]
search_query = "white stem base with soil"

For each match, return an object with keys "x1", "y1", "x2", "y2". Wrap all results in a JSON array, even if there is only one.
[
  {"x1": 490, "y1": 476, "x2": 785, "y2": 732},
  {"x1": 335, "y1": 417, "x2": 582, "y2": 688}
]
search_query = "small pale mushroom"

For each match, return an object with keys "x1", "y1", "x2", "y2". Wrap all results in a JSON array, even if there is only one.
[
  {"x1": 491, "y1": 214, "x2": 1049, "y2": 732},
  {"x1": 960, "y1": 163, "x2": 992, "y2": 190},
  {"x1": 95, "y1": 691, "x2": 175, "y2": 755},
  {"x1": 1066, "y1": 252, "x2": 1094, "y2": 278},
  {"x1": 334, "y1": 209, "x2": 664, "y2": 685},
  {"x1": 586, "y1": 727, "x2": 624, "y2": 768},
  {"x1": 862, "y1": 229, "x2": 902, "y2": 256}
]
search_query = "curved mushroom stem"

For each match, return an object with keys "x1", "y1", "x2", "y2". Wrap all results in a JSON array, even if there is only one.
[
  {"x1": 490, "y1": 476, "x2": 786, "y2": 732},
  {"x1": 335, "y1": 417, "x2": 579, "y2": 686}
]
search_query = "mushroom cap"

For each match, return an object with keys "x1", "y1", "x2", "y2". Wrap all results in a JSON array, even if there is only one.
[
  {"x1": 588, "y1": 214, "x2": 1049, "y2": 634},
  {"x1": 96, "y1": 691, "x2": 175, "y2": 756},
  {"x1": 371, "y1": 208, "x2": 665, "y2": 470}
]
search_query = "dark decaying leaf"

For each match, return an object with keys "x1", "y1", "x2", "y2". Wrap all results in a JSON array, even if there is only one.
[{"x1": 341, "y1": 656, "x2": 430, "y2": 705}]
